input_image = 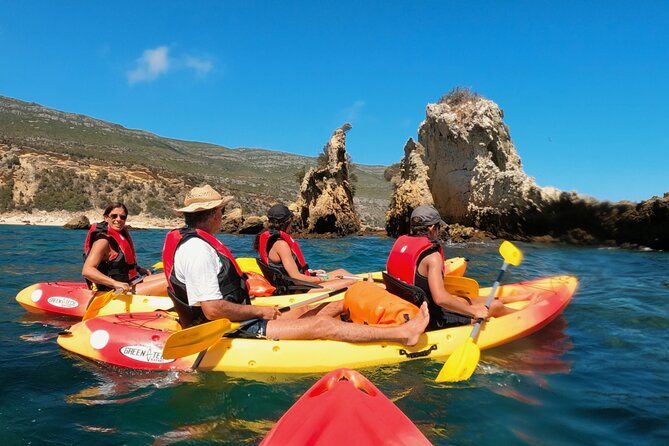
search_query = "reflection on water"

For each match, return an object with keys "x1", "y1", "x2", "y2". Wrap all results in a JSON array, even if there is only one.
[
  {"x1": 480, "y1": 317, "x2": 573, "y2": 410},
  {"x1": 19, "y1": 312, "x2": 76, "y2": 330},
  {"x1": 484, "y1": 316, "x2": 573, "y2": 381},
  {"x1": 152, "y1": 418, "x2": 274, "y2": 446},
  {"x1": 66, "y1": 367, "x2": 199, "y2": 406}
]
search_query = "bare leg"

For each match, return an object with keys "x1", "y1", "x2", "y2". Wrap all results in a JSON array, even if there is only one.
[
  {"x1": 497, "y1": 291, "x2": 539, "y2": 304},
  {"x1": 325, "y1": 268, "x2": 359, "y2": 288},
  {"x1": 328, "y1": 268, "x2": 354, "y2": 277},
  {"x1": 488, "y1": 299, "x2": 517, "y2": 317},
  {"x1": 278, "y1": 301, "x2": 344, "y2": 320},
  {"x1": 307, "y1": 277, "x2": 357, "y2": 293},
  {"x1": 135, "y1": 274, "x2": 168, "y2": 296},
  {"x1": 266, "y1": 302, "x2": 430, "y2": 346}
]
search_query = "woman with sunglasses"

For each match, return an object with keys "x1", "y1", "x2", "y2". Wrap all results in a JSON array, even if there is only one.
[{"x1": 82, "y1": 202, "x2": 164, "y2": 294}]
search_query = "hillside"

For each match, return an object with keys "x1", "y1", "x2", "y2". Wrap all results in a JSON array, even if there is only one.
[{"x1": 0, "y1": 96, "x2": 392, "y2": 226}]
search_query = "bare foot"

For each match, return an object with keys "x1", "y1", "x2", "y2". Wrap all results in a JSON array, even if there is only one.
[
  {"x1": 500, "y1": 292, "x2": 528, "y2": 304},
  {"x1": 490, "y1": 299, "x2": 518, "y2": 317},
  {"x1": 528, "y1": 292, "x2": 542, "y2": 304},
  {"x1": 402, "y1": 302, "x2": 430, "y2": 346}
]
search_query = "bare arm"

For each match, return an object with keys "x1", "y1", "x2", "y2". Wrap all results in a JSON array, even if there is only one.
[
  {"x1": 200, "y1": 299, "x2": 280, "y2": 322},
  {"x1": 82, "y1": 238, "x2": 130, "y2": 292},
  {"x1": 272, "y1": 240, "x2": 322, "y2": 284},
  {"x1": 137, "y1": 266, "x2": 153, "y2": 276},
  {"x1": 423, "y1": 252, "x2": 488, "y2": 320}
]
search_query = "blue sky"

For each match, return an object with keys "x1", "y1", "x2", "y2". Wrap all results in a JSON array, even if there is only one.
[{"x1": 1, "y1": 1, "x2": 667, "y2": 202}]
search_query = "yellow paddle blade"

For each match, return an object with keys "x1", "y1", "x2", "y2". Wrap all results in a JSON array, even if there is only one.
[
  {"x1": 152, "y1": 261, "x2": 164, "y2": 269},
  {"x1": 82, "y1": 290, "x2": 117, "y2": 321},
  {"x1": 236, "y1": 257, "x2": 263, "y2": 275},
  {"x1": 499, "y1": 241, "x2": 523, "y2": 266},
  {"x1": 435, "y1": 337, "x2": 481, "y2": 383},
  {"x1": 162, "y1": 318, "x2": 236, "y2": 359},
  {"x1": 443, "y1": 276, "x2": 480, "y2": 299}
]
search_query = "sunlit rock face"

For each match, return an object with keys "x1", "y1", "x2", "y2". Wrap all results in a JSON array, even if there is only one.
[
  {"x1": 411, "y1": 91, "x2": 668, "y2": 250},
  {"x1": 418, "y1": 94, "x2": 558, "y2": 233},
  {"x1": 293, "y1": 123, "x2": 360, "y2": 236},
  {"x1": 385, "y1": 138, "x2": 434, "y2": 238}
]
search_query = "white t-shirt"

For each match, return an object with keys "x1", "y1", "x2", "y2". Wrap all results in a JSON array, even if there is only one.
[{"x1": 173, "y1": 237, "x2": 224, "y2": 306}]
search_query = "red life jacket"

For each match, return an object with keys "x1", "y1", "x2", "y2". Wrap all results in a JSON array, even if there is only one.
[
  {"x1": 163, "y1": 227, "x2": 250, "y2": 327},
  {"x1": 258, "y1": 230, "x2": 309, "y2": 274},
  {"x1": 386, "y1": 235, "x2": 470, "y2": 331},
  {"x1": 83, "y1": 221, "x2": 138, "y2": 290},
  {"x1": 386, "y1": 235, "x2": 443, "y2": 285}
]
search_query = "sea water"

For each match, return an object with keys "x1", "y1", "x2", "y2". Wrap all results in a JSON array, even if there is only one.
[{"x1": 1, "y1": 225, "x2": 667, "y2": 445}]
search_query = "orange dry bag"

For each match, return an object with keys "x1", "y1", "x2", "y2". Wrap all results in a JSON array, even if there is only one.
[
  {"x1": 246, "y1": 271, "x2": 277, "y2": 297},
  {"x1": 344, "y1": 281, "x2": 419, "y2": 326}
]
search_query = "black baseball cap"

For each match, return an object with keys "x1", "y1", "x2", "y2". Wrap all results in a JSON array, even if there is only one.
[
  {"x1": 267, "y1": 203, "x2": 294, "y2": 222},
  {"x1": 411, "y1": 205, "x2": 446, "y2": 226}
]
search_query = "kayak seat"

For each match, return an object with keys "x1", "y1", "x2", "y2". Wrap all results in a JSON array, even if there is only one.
[
  {"x1": 382, "y1": 272, "x2": 428, "y2": 307},
  {"x1": 256, "y1": 259, "x2": 323, "y2": 295}
]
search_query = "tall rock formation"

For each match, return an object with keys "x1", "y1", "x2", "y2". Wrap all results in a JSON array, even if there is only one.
[
  {"x1": 407, "y1": 89, "x2": 668, "y2": 250},
  {"x1": 292, "y1": 124, "x2": 361, "y2": 235},
  {"x1": 418, "y1": 92, "x2": 556, "y2": 233},
  {"x1": 385, "y1": 138, "x2": 434, "y2": 237}
]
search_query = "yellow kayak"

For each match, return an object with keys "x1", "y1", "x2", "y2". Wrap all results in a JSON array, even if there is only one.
[
  {"x1": 20, "y1": 257, "x2": 467, "y2": 319},
  {"x1": 57, "y1": 275, "x2": 576, "y2": 375}
]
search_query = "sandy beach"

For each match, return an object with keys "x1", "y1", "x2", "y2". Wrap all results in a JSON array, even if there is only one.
[{"x1": 0, "y1": 210, "x2": 182, "y2": 230}]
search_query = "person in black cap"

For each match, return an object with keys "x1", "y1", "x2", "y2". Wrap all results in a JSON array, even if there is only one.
[
  {"x1": 253, "y1": 203, "x2": 358, "y2": 293},
  {"x1": 384, "y1": 204, "x2": 518, "y2": 332}
]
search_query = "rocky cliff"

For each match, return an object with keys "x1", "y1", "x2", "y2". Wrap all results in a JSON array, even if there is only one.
[
  {"x1": 0, "y1": 95, "x2": 391, "y2": 229},
  {"x1": 385, "y1": 138, "x2": 434, "y2": 237},
  {"x1": 409, "y1": 89, "x2": 668, "y2": 250},
  {"x1": 292, "y1": 124, "x2": 361, "y2": 235}
]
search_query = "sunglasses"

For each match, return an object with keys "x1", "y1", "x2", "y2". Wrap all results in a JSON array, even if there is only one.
[{"x1": 108, "y1": 213, "x2": 127, "y2": 221}]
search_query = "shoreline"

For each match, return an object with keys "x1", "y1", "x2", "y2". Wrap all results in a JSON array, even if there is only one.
[
  {"x1": 0, "y1": 210, "x2": 181, "y2": 230},
  {"x1": 0, "y1": 211, "x2": 389, "y2": 237}
]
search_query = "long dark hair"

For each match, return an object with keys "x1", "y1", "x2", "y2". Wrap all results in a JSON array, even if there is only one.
[
  {"x1": 103, "y1": 202, "x2": 128, "y2": 217},
  {"x1": 252, "y1": 218, "x2": 291, "y2": 251}
]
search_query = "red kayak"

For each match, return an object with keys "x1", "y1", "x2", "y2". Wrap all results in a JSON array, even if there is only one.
[
  {"x1": 15, "y1": 276, "x2": 169, "y2": 318},
  {"x1": 16, "y1": 282, "x2": 108, "y2": 318},
  {"x1": 260, "y1": 368, "x2": 431, "y2": 445}
]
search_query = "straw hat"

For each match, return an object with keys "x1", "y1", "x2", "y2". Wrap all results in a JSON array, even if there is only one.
[{"x1": 175, "y1": 185, "x2": 233, "y2": 214}]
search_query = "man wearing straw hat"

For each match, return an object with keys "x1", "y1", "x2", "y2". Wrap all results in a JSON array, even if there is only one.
[{"x1": 162, "y1": 184, "x2": 429, "y2": 345}]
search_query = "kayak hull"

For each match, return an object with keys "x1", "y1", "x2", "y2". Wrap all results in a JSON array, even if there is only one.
[
  {"x1": 260, "y1": 368, "x2": 431, "y2": 445},
  {"x1": 57, "y1": 275, "x2": 577, "y2": 375},
  {"x1": 21, "y1": 257, "x2": 468, "y2": 318},
  {"x1": 17, "y1": 282, "x2": 96, "y2": 317}
]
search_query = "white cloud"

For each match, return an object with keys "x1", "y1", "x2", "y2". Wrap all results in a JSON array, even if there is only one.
[
  {"x1": 184, "y1": 56, "x2": 213, "y2": 76},
  {"x1": 127, "y1": 46, "x2": 214, "y2": 85},
  {"x1": 341, "y1": 100, "x2": 365, "y2": 121},
  {"x1": 127, "y1": 46, "x2": 170, "y2": 85}
]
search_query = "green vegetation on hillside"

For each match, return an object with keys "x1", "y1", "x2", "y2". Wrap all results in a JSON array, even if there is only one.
[
  {"x1": 33, "y1": 169, "x2": 91, "y2": 211},
  {"x1": 0, "y1": 95, "x2": 395, "y2": 225}
]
